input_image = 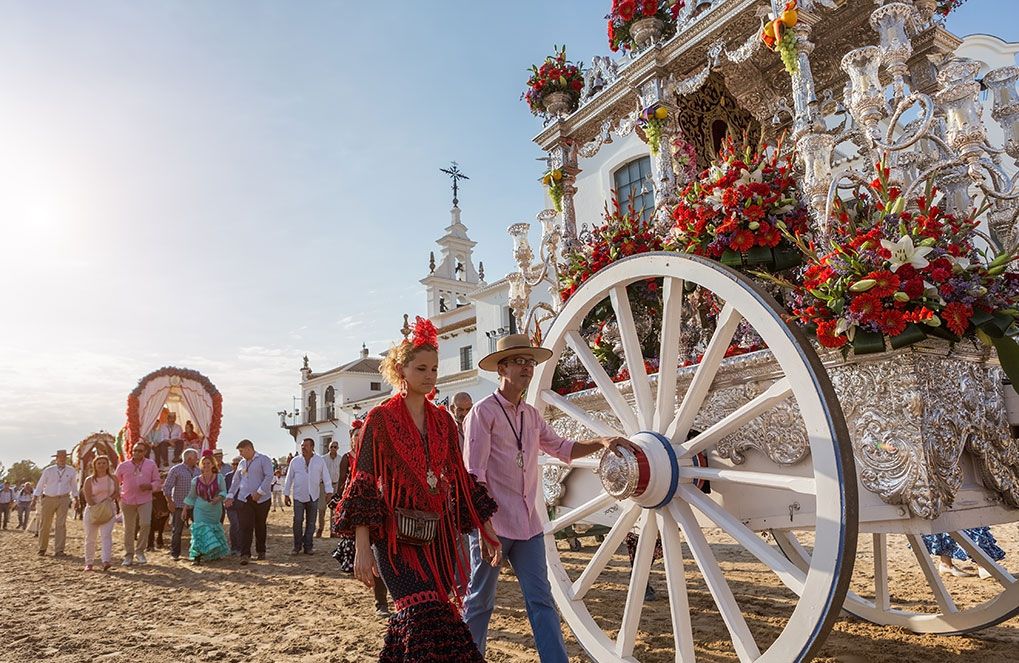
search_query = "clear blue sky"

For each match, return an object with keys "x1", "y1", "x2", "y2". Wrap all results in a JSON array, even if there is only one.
[{"x1": 0, "y1": 1, "x2": 1013, "y2": 469}]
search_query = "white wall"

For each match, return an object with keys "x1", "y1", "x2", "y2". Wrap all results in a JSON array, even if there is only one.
[{"x1": 569, "y1": 133, "x2": 651, "y2": 229}]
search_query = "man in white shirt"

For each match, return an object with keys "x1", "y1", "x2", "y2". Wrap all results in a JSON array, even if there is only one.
[
  {"x1": 317, "y1": 440, "x2": 343, "y2": 538},
  {"x1": 32, "y1": 449, "x2": 78, "y2": 557},
  {"x1": 283, "y1": 438, "x2": 332, "y2": 555},
  {"x1": 153, "y1": 412, "x2": 184, "y2": 468}
]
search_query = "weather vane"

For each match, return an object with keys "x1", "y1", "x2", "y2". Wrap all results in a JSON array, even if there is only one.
[{"x1": 440, "y1": 161, "x2": 469, "y2": 207}]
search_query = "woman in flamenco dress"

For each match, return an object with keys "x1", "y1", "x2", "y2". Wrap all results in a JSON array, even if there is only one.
[{"x1": 336, "y1": 317, "x2": 502, "y2": 662}]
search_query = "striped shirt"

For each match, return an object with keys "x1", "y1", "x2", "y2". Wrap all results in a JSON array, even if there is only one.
[{"x1": 163, "y1": 463, "x2": 200, "y2": 508}]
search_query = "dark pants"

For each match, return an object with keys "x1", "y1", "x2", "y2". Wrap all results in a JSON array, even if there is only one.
[
  {"x1": 292, "y1": 499, "x2": 318, "y2": 552},
  {"x1": 226, "y1": 506, "x2": 240, "y2": 553},
  {"x1": 0, "y1": 503, "x2": 10, "y2": 529},
  {"x1": 237, "y1": 497, "x2": 271, "y2": 556},
  {"x1": 155, "y1": 441, "x2": 170, "y2": 468},
  {"x1": 169, "y1": 507, "x2": 185, "y2": 557}
]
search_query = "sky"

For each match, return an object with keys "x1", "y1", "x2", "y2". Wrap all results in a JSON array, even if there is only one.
[{"x1": 0, "y1": 1, "x2": 1014, "y2": 470}]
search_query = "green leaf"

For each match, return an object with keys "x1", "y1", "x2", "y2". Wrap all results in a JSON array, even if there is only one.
[
  {"x1": 772, "y1": 247, "x2": 802, "y2": 271},
  {"x1": 991, "y1": 335, "x2": 1019, "y2": 397},
  {"x1": 720, "y1": 250, "x2": 743, "y2": 267},
  {"x1": 889, "y1": 323, "x2": 927, "y2": 349},
  {"x1": 852, "y1": 329, "x2": 886, "y2": 354},
  {"x1": 744, "y1": 245, "x2": 773, "y2": 265}
]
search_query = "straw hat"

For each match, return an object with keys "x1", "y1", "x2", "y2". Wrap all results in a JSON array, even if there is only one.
[{"x1": 478, "y1": 334, "x2": 553, "y2": 372}]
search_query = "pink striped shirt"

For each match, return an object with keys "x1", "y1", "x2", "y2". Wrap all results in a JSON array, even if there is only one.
[
  {"x1": 114, "y1": 458, "x2": 161, "y2": 505},
  {"x1": 464, "y1": 391, "x2": 574, "y2": 540}
]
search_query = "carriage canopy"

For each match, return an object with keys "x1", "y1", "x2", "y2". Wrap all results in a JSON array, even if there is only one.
[{"x1": 125, "y1": 366, "x2": 223, "y2": 454}]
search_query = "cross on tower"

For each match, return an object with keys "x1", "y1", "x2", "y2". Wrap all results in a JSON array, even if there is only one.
[{"x1": 440, "y1": 161, "x2": 469, "y2": 207}]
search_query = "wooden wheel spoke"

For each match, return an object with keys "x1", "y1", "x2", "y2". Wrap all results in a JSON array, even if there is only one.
[
  {"x1": 670, "y1": 500, "x2": 762, "y2": 662},
  {"x1": 539, "y1": 389, "x2": 624, "y2": 438},
  {"x1": 609, "y1": 285, "x2": 655, "y2": 431},
  {"x1": 656, "y1": 510, "x2": 696, "y2": 663},
  {"x1": 951, "y1": 531, "x2": 1017, "y2": 587},
  {"x1": 616, "y1": 510, "x2": 659, "y2": 657},
  {"x1": 572, "y1": 502, "x2": 642, "y2": 601},
  {"x1": 678, "y1": 465, "x2": 816, "y2": 495},
  {"x1": 545, "y1": 492, "x2": 615, "y2": 535},
  {"x1": 654, "y1": 277, "x2": 684, "y2": 432},
  {"x1": 565, "y1": 330, "x2": 640, "y2": 434},
  {"x1": 873, "y1": 533, "x2": 890, "y2": 611},
  {"x1": 679, "y1": 485, "x2": 806, "y2": 594},
  {"x1": 679, "y1": 378, "x2": 792, "y2": 457},
  {"x1": 665, "y1": 304, "x2": 742, "y2": 444},
  {"x1": 907, "y1": 534, "x2": 959, "y2": 614}
]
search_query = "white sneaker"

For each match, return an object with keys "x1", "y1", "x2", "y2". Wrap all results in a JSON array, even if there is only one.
[
  {"x1": 121, "y1": 557, "x2": 133, "y2": 567},
  {"x1": 135, "y1": 552, "x2": 147, "y2": 565},
  {"x1": 938, "y1": 561, "x2": 975, "y2": 577}
]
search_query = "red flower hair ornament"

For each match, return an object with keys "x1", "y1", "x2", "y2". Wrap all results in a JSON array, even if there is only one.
[
  {"x1": 349, "y1": 419, "x2": 364, "y2": 431},
  {"x1": 411, "y1": 316, "x2": 439, "y2": 348}
]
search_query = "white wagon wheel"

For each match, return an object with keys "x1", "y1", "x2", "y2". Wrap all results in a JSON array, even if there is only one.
[
  {"x1": 530, "y1": 253, "x2": 857, "y2": 662},
  {"x1": 773, "y1": 529, "x2": 1019, "y2": 634}
]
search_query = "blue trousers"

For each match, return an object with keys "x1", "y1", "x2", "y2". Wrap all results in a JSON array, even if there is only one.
[
  {"x1": 292, "y1": 498, "x2": 318, "y2": 552},
  {"x1": 463, "y1": 531, "x2": 568, "y2": 662}
]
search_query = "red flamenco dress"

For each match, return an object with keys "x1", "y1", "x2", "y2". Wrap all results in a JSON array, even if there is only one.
[{"x1": 336, "y1": 394, "x2": 497, "y2": 662}]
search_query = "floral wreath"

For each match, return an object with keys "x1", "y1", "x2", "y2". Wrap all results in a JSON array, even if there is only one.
[{"x1": 125, "y1": 366, "x2": 223, "y2": 455}]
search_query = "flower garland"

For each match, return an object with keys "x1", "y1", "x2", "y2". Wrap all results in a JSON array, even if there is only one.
[
  {"x1": 669, "y1": 132, "x2": 699, "y2": 184},
  {"x1": 937, "y1": 0, "x2": 967, "y2": 16},
  {"x1": 522, "y1": 45, "x2": 584, "y2": 117},
  {"x1": 760, "y1": 1, "x2": 799, "y2": 75},
  {"x1": 125, "y1": 366, "x2": 224, "y2": 454},
  {"x1": 542, "y1": 168, "x2": 565, "y2": 212},
  {"x1": 607, "y1": 0, "x2": 684, "y2": 52},
  {"x1": 664, "y1": 138, "x2": 810, "y2": 272},
  {"x1": 771, "y1": 163, "x2": 1019, "y2": 361}
]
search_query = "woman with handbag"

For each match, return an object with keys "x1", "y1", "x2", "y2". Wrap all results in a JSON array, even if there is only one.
[
  {"x1": 82, "y1": 455, "x2": 119, "y2": 571},
  {"x1": 336, "y1": 317, "x2": 502, "y2": 662}
]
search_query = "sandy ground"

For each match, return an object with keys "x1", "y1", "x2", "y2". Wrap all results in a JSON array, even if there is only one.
[{"x1": 2, "y1": 509, "x2": 1019, "y2": 663}]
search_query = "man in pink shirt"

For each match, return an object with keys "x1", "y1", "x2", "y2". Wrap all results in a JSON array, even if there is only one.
[
  {"x1": 115, "y1": 440, "x2": 162, "y2": 566},
  {"x1": 462, "y1": 334, "x2": 632, "y2": 662}
]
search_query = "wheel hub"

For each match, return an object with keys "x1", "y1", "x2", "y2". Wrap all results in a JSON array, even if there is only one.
[{"x1": 597, "y1": 431, "x2": 679, "y2": 508}]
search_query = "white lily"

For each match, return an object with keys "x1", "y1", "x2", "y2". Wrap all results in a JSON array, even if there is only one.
[
  {"x1": 736, "y1": 165, "x2": 764, "y2": 186},
  {"x1": 880, "y1": 235, "x2": 933, "y2": 272}
]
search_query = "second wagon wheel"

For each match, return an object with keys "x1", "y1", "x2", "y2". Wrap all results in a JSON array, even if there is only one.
[{"x1": 529, "y1": 253, "x2": 857, "y2": 662}]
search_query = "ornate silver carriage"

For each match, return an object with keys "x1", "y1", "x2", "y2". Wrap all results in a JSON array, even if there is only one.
[{"x1": 511, "y1": 0, "x2": 1019, "y2": 661}]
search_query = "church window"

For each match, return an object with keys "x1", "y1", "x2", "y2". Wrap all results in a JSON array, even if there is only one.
[
  {"x1": 460, "y1": 346, "x2": 474, "y2": 371},
  {"x1": 306, "y1": 391, "x2": 317, "y2": 423},
  {"x1": 320, "y1": 435, "x2": 332, "y2": 455},
  {"x1": 612, "y1": 156, "x2": 655, "y2": 222},
  {"x1": 370, "y1": 381, "x2": 382, "y2": 391},
  {"x1": 324, "y1": 386, "x2": 335, "y2": 419}
]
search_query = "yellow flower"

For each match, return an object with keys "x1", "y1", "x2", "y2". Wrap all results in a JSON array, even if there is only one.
[
  {"x1": 654, "y1": 107, "x2": 668, "y2": 120},
  {"x1": 552, "y1": 169, "x2": 563, "y2": 181}
]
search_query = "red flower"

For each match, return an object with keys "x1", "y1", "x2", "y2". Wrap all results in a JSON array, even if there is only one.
[
  {"x1": 941, "y1": 302, "x2": 972, "y2": 336},
  {"x1": 730, "y1": 229, "x2": 755, "y2": 252},
  {"x1": 816, "y1": 319, "x2": 847, "y2": 348},
  {"x1": 618, "y1": 0, "x2": 636, "y2": 21},
  {"x1": 878, "y1": 309, "x2": 907, "y2": 337},
  {"x1": 744, "y1": 204, "x2": 766, "y2": 222},
  {"x1": 863, "y1": 270, "x2": 900, "y2": 298},
  {"x1": 902, "y1": 278, "x2": 924, "y2": 300},
  {"x1": 849, "y1": 293, "x2": 882, "y2": 321}
]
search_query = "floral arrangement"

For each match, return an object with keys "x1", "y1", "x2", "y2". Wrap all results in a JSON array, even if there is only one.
[
  {"x1": 607, "y1": 0, "x2": 684, "y2": 52},
  {"x1": 936, "y1": 0, "x2": 967, "y2": 16},
  {"x1": 523, "y1": 45, "x2": 584, "y2": 117},
  {"x1": 559, "y1": 200, "x2": 667, "y2": 302},
  {"x1": 542, "y1": 168, "x2": 565, "y2": 212},
  {"x1": 669, "y1": 133, "x2": 699, "y2": 184},
  {"x1": 760, "y1": 1, "x2": 799, "y2": 75},
  {"x1": 637, "y1": 105, "x2": 669, "y2": 156},
  {"x1": 664, "y1": 138, "x2": 810, "y2": 272},
  {"x1": 774, "y1": 163, "x2": 1019, "y2": 364}
]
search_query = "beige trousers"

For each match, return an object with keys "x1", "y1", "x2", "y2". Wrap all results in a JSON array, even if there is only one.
[
  {"x1": 121, "y1": 501, "x2": 152, "y2": 558},
  {"x1": 38, "y1": 495, "x2": 70, "y2": 554}
]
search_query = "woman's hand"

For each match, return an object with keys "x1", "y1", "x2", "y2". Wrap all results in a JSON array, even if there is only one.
[
  {"x1": 353, "y1": 540, "x2": 379, "y2": 588},
  {"x1": 481, "y1": 521, "x2": 502, "y2": 567}
]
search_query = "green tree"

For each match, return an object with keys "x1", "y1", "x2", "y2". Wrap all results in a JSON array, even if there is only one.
[{"x1": 5, "y1": 459, "x2": 42, "y2": 487}]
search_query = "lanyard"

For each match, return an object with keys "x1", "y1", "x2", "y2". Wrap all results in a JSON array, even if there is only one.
[{"x1": 495, "y1": 400, "x2": 525, "y2": 457}]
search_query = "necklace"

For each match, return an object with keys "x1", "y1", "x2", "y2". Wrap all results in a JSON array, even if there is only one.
[{"x1": 496, "y1": 399, "x2": 526, "y2": 469}]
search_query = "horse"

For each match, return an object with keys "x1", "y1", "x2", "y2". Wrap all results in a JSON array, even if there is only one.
[{"x1": 147, "y1": 488, "x2": 171, "y2": 549}]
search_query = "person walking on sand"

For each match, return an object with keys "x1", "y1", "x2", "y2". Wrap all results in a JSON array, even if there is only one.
[
  {"x1": 82, "y1": 454, "x2": 119, "y2": 571},
  {"x1": 163, "y1": 448, "x2": 201, "y2": 560},
  {"x1": 462, "y1": 334, "x2": 635, "y2": 662},
  {"x1": 284, "y1": 438, "x2": 332, "y2": 555},
  {"x1": 183, "y1": 451, "x2": 230, "y2": 564},
  {"x1": 224, "y1": 456, "x2": 242, "y2": 554},
  {"x1": 225, "y1": 439, "x2": 273, "y2": 564},
  {"x1": 16, "y1": 482, "x2": 33, "y2": 530},
  {"x1": 0, "y1": 481, "x2": 14, "y2": 529},
  {"x1": 32, "y1": 449, "x2": 78, "y2": 557},
  {"x1": 115, "y1": 440, "x2": 161, "y2": 566},
  {"x1": 271, "y1": 470, "x2": 284, "y2": 512},
  {"x1": 318, "y1": 440, "x2": 343, "y2": 538}
]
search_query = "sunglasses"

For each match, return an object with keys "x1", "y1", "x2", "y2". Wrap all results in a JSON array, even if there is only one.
[{"x1": 502, "y1": 356, "x2": 537, "y2": 367}]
